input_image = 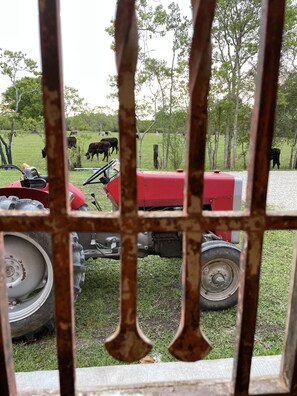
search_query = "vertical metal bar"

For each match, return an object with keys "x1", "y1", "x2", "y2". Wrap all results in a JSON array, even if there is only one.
[
  {"x1": 246, "y1": 0, "x2": 285, "y2": 215},
  {"x1": 38, "y1": 0, "x2": 69, "y2": 212},
  {"x1": 0, "y1": 233, "x2": 17, "y2": 396},
  {"x1": 168, "y1": 0, "x2": 215, "y2": 361},
  {"x1": 38, "y1": 0, "x2": 75, "y2": 394},
  {"x1": 281, "y1": 233, "x2": 297, "y2": 392},
  {"x1": 232, "y1": 1, "x2": 285, "y2": 394},
  {"x1": 169, "y1": 232, "x2": 211, "y2": 361},
  {"x1": 105, "y1": 0, "x2": 152, "y2": 362}
]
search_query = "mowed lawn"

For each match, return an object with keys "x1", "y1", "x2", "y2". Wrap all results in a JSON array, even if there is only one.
[{"x1": 0, "y1": 131, "x2": 295, "y2": 371}]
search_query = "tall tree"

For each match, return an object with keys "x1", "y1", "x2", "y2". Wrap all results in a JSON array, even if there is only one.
[
  {"x1": 106, "y1": 0, "x2": 191, "y2": 169},
  {"x1": 2, "y1": 76, "x2": 43, "y2": 126},
  {"x1": 64, "y1": 86, "x2": 88, "y2": 131},
  {"x1": 275, "y1": 71, "x2": 297, "y2": 168},
  {"x1": 211, "y1": 0, "x2": 260, "y2": 169},
  {"x1": 0, "y1": 49, "x2": 39, "y2": 163},
  {"x1": 137, "y1": 1, "x2": 190, "y2": 169},
  {"x1": 279, "y1": 0, "x2": 297, "y2": 73}
]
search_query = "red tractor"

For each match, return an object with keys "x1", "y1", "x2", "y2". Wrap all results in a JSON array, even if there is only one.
[{"x1": 0, "y1": 160, "x2": 242, "y2": 339}]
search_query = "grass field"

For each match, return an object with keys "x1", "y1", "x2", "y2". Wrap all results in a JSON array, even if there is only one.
[
  {"x1": 0, "y1": 130, "x2": 294, "y2": 176},
  {"x1": 0, "y1": 131, "x2": 295, "y2": 371}
]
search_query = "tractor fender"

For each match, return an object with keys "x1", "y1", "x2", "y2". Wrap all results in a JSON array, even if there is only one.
[
  {"x1": 2, "y1": 183, "x2": 86, "y2": 210},
  {"x1": 0, "y1": 187, "x2": 49, "y2": 207},
  {"x1": 68, "y1": 182, "x2": 86, "y2": 209}
]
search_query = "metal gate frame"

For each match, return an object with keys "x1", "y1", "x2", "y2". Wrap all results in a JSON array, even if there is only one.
[{"x1": 1, "y1": 1, "x2": 297, "y2": 395}]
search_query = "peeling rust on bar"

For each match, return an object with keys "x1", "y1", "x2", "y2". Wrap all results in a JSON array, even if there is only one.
[
  {"x1": 105, "y1": 0, "x2": 151, "y2": 362},
  {"x1": 105, "y1": 232, "x2": 152, "y2": 361},
  {"x1": 38, "y1": 0, "x2": 76, "y2": 394},
  {"x1": 169, "y1": 233, "x2": 212, "y2": 361},
  {"x1": 185, "y1": 0, "x2": 216, "y2": 215},
  {"x1": 39, "y1": 0, "x2": 69, "y2": 217},
  {"x1": 1, "y1": 210, "x2": 297, "y2": 234},
  {"x1": 168, "y1": 0, "x2": 215, "y2": 361},
  {"x1": 232, "y1": 1, "x2": 286, "y2": 394}
]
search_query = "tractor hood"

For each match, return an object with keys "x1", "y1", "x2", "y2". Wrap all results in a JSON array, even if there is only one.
[{"x1": 104, "y1": 169, "x2": 242, "y2": 212}]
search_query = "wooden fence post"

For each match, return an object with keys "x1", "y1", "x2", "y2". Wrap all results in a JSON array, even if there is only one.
[{"x1": 153, "y1": 144, "x2": 159, "y2": 169}]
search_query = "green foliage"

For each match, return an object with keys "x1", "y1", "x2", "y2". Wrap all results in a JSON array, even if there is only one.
[
  {"x1": 64, "y1": 86, "x2": 88, "y2": 129},
  {"x1": 1, "y1": 1, "x2": 297, "y2": 171},
  {"x1": 281, "y1": 0, "x2": 297, "y2": 70},
  {"x1": 275, "y1": 71, "x2": 297, "y2": 141},
  {"x1": 2, "y1": 76, "x2": 43, "y2": 131},
  {"x1": 0, "y1": 49, "x2": 39, "y2": 81},
  {"x1": 274, "y1": 70, "x2": 297, "y2": 168},
  {"x1": 0, "y1": 114, "x2": 10, "y2": 130},
  {"x1": 106, "y1": 1, "x2": 191, "y2": 169},
  {"x1": 68, "y1": 109, "x2": 118, "y2": 133},
  {"x1": 0, "y1": 50, "x2": 40, "y2": 163}
]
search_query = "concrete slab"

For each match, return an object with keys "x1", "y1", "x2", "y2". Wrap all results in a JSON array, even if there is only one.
[{"x1": 16, "y1": 355, "x2": 282, "y2": 395}]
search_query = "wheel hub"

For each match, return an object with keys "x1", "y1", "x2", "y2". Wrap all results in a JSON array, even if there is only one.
[
  {"x1": 5, "y1": 255, "x2": 26, "y2": 288},
  {"x1": 202, "y1": 263, "x2": 233, "y2": 294},
  {"x1": 207, "y1": 269, "x2": 229, "y2": 292},
  {"x1": 212, "y1": 272, "x2": 225, "y2": 286}
]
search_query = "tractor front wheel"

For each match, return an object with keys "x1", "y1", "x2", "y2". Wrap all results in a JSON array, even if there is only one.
[{"x1": 200, "y1": 240, "x2": 241, "y2": 311}]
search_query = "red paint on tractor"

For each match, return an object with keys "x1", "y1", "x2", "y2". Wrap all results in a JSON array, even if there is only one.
[
  {"x1": 4, "y1": 181, "x2": 86, "y2": 210},
  {"x1": 104, "y1": 170, "x2": 235, "y2": 210},
  {"x1": 104, "y1": 170, "x2": 239, "y2": 242}
]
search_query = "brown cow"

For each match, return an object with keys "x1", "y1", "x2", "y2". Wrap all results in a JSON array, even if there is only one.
[{"x1": 85, "y1": 141, "x2": 111, "y2": 161}]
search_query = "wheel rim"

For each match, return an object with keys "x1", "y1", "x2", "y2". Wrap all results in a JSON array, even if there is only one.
[
  {"x1": 5, "y1": 233, "x2": 53, "y2": 322},
  {"x1": 201, "y1": 257, "x2": 239, "y2": 301}
]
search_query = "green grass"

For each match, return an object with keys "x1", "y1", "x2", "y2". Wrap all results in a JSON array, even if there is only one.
[
  {"x1": 11, "y1": 231, "x2": 295, "y2": 371},
  {"x1": 0, "y1": 130, "x2": 294, "y2": 174},
  {"x1": 0, "y1": 131, "x2": 295, "y2": 370}
]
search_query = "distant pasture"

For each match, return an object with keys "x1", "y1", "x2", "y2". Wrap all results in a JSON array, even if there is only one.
[{"x1": 0, "y1": 130, "x2": 292, "y2": 188}]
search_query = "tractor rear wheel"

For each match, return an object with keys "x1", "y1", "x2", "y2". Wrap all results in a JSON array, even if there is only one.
[
  {"x1": 0, "y1": 196, "x2": 85, "y2": 340},
  {"x1": 200, "y1": 240, "x2": 241, "y2": 311}
]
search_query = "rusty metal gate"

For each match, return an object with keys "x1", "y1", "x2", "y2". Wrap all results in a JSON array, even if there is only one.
[{"x1": 1, "y1": 0, "x2": 297, "y2": 395}]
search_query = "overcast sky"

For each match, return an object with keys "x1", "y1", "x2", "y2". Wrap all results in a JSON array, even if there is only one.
[
  {"x1": 0, "y1": 0, "x2": 191, "y2": 109},
  {"x1": 0, "y1": 0, "x2": 118, "y2": 108}
]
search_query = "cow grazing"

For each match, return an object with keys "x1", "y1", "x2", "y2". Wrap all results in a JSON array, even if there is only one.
[
  {"x1": 100, "y1": 137, "x2": 119, "y2": 154},
  {"x1": 67, "y1": 136, "x2": 77, "y2": 148},
  {"x1": 270, "y1": 148, "x2": 281, "y2": 169},
  {"x1": 41, "y1": 136, "x2": 77, "y2": 158},
  {"x1": 85, "y1": 141, "x2": 111, "y2": 161}
]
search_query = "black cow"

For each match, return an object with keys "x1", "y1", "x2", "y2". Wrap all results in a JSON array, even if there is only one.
[
  {"x1": 41, "y1": 136, "x2": 77, "y2": 158},
  {"x1": 100, "y1": 137, "x2": 119, "y2": 154},
  {"x1": 270, "y1": 148, "x2": 281, "y2": 169},
  {"x1": 85, "y1": 141, "x2": 111, "y2": 161},
  {"x1": 67, "y1": 136, "x2": 77, "y2": 148}
]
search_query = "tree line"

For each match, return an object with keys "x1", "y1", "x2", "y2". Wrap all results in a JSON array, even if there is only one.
[{"x1": 1, "y1": 0, "x2": 297, "y2": 168}]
